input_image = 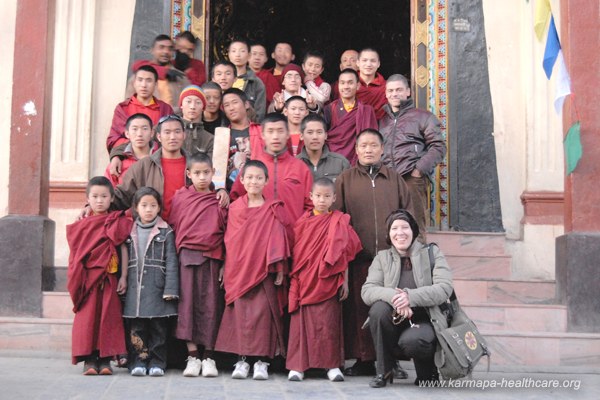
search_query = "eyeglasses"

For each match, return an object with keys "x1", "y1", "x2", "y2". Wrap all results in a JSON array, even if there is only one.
[{"x1": 158, "y1": 114, "x2": 183, "y2": 125}]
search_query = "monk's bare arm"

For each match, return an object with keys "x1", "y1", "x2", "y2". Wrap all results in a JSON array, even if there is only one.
[{"x1": 117, "y1": 243, "x2": 128, "y2": 295}]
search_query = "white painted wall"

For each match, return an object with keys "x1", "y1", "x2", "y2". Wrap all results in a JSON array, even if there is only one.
[{"x1": 0, "y1": 0, "x2": 17, "y2": 217}]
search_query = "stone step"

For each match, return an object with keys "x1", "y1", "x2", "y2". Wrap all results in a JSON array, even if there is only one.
[
  {"x1": 42, "y1": 291, "x2": 74, "y2": 320},
  {"x1": 0, "y1": 317, "x2": 72, "y2": 353},
  {"x1": 428, "y1": 231, "x2": 507, "y2": 256},
  {"x1": 447, "y1": 254, "x2": 512, "y2": 280},
  {"x1": 463, "y1": 303, "x2": 567, "y2": 332},
  {"x1": 480, "y1": 330, "x2": 600, "y2": 369},
  {"x1": 454, "y1": 279, "x2": 556, "y2": 304}
]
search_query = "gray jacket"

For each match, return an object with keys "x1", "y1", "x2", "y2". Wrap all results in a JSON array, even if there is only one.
[
  {"x1": 362, "y1": 241, "x2": 453, "y2": 326},
  {"x1": 297, "y1": 145, "x2": 350, "y2": 182},
  {"x1": 123, "y1": 217, "x2": 179, "y2": 318},
  {"x1": 239, "y1": 69, "x2": 267, "y2": 121}
]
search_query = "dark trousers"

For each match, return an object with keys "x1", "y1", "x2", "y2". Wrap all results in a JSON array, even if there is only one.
[
  {"x1": 128, "y1": 317, "x2": 169, "y2": 370},
  {"x1": 404, "y1": 174, "x2": 429, "y2": 243},
  {"x1": 369, "y1": 301, "x2": 437, "y2": 379}
]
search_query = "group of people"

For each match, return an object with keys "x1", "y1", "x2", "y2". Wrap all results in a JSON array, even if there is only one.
[{"x1": 67, "y1": 30, "x2": 454, "y2": 388}]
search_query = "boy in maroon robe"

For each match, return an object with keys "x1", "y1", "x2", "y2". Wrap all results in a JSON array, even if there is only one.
[
  {"x1": 286, "y1": 178, "x2": 362, "y2": 382},
  {"x1": 170, "y1": 153, "x2": 228, "y2": 378},
  {"x1": 66, "y1": 176, "x2": 132, "y2": 374},
  {"x1": 249, "y1": 43, "x2": 281, "y2": 106},
  {"x1": 356, "y1": 48, "x2": 387, "y2": 119},
  {"x1": 215, "y1": 160, "x2": 291, "y2": 380},
  {"x1": 324, "y1": 69, "x2": 378, "y2": 165}
]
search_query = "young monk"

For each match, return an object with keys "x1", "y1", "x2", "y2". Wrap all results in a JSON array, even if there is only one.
[
  {"x1": 201, "y1": 81, "x2": 230, "y2": 134},
  {"x1": 67, "y1": 176, "x2": 131, "y2": 375},
  {"x1": 283, "y1": 96, "x2": 309, "y2": 156},
  {"x1": 228, "y1": 39, "x2": 267, "y2": 121},
  {"x1": 269, "y1": 42, "x2": 295, "y2": 84},
  {"x1": 287, "y1": 178, "x2": 362, "y2": 382},
  {"x1": 249, "y1": 43, "x2": 281, "y2": 106},
  {"x1": 170, "y1": 152, "x2": 228, "y2": 378},
  {"x1": 211, "y1": 60, "x2": 237, "y2": 91},
  {"x1": 357, "y1": 48, "x2": 387, "y2": 119},
  {"x1": 302, "y1": 50, "x2": 331, "y2": 108},
  {"x1": 215, "y1": 160, "x2": 291, "y2": 380}
]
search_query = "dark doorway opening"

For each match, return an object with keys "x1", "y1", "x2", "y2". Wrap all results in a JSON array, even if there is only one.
[{"x1": 210, "y1": 0, "x2": 411, "y2": 82}]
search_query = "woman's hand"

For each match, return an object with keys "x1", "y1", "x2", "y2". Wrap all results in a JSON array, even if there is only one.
[
  {"x1": 391, "y1": 288, "x2": 410, "y2": 310},
  {"x1": 395, "y1": 306, "x2": 413, "y2": 320}
]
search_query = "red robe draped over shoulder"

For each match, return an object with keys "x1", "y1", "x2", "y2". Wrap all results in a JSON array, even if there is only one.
[
  {"x1": 288, "y1": 210, "x2": 362, "y2": 313},
  {"x1": 326, "y1": 100, "x2": 378, "y2": 165},
  {"x1": 357, "y1": 72, "x2": 387, "y2": 119},
  {"x1": 169, "y1": 186, "x2": 227, "y2": 260},
  {"x1": 255, "y1": 69, "x2": 281, "y2": 105},
  {"x1": 66, "y1": 211, "x2": 132, "y2": 363},
  {"x1": 223, "y1": 196, "x2": 291, "y2": 305}
]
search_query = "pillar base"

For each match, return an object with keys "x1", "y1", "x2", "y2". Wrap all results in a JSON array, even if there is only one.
[
  {"x1": 556, "y1": 232, "x2": 600, "y2": 332},
  {"x1": 0, "y1": 215, "x2": 55, "y2": 317}
]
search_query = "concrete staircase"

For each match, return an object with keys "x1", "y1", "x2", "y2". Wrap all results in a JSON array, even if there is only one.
[
  {"x1": 429, "y1": 231, "x2": 600, "y2": 372},
  {"x1": 1, "y1": 231, "x2": 600, "y2": 371}
]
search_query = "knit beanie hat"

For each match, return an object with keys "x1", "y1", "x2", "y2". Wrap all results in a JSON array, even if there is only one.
[
  {"x1": 179, "y1": 85, "x2": 206, "y2": 108},
  {"x1": 281, "y1": 63, "x2": 305, "y2": 81}
]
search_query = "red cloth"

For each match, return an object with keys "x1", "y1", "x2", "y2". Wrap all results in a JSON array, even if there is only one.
[
  {"x1": 326, "y1": 99, "x2": 378, "y2": 165},
  {"x1": 222, "y1": 196, "x2": 291, "y2": 305},
  {"x1": 161, "y1": 157, "x2": 187, "y2": 221},
  {"x1": 230, "y1": 149, "x2": 313, "y2": 223},
  {"x1": 133, "y1": 60, "x2": 170, "y2": 80},
  {"x1": 247, "y1": 123, "x2": 294, "y2": 159},
  {"x1": 169, "y1": 186, "x2": 227, "y2": 260},
  {"x1": 357, "y1": 72, "x2": 387, "y2": 119},
  {"x1": 104, "y1": 142, "x2": 160, "y2": 187},
  {"x1": 288, "y1": 210, "x2": 362, "y2": 313},
  {"x1": 185, "y1": 58, "x2": 207, "y2": 86},
  {"x1": 286, "y1": 296, "x2": 344, "y2": 371},
  {"x1": 268, "y1": 67, "x2": 284, "y2": 85},
  {"x1": 256, "y1": 69, "x2": 281, "y2": 104},
  {"x1": 66, "y1": 211, "x2": 133, "y2": 363},
  {"x1": 107, "y1": 95, "x2": 173, "y2": 152}
]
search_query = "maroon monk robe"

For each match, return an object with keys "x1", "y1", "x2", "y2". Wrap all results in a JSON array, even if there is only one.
[
  {"x1": 215, "y1": 196, "x2": 291, "y2": 358},
  {"x1": 326, "y1": 99, "x2": 378, "y2": 165},
  {"x1": 286, "y1": 210, "x2": 362, "y2": 372},
  {"x1": 357, "y1": 72, "x2": 387, "y2": 119},
  {"x1": 256, "y1": 69, "x2": 281, "y2": 105},
  {"x1": 170, "y1": 187, "x2": 228, "y2": 347},
  {"x1": 66, "y1": 211, "x2": 132, "y2": 364}
]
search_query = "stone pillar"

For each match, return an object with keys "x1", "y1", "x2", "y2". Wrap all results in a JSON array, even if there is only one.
[
  {"x1": 556, "y1": 0, "x2": 600, "y2": 332},
  {"x1": 0, "y1": 0, "x2": 56, "y2": 316}
]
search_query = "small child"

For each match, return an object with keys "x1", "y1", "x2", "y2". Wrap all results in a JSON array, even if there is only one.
[
  {"x1": 66, "y1": 176, "x2": 131, "y2": 375},
  {"x1": 105, "y1": 113, "x2": 158, "y2": 186},
  {"x1": 121, "y1": 187, "x2": 179, "y2": 377},
  {"x1": 215, "y1": 160, "x2": 292, "y2": 380},
  {"x1": 302, "y1": 51, "x2": 331, "y2": 108},
  {"x1": 169, "y1": 153, "x2": 228, "y2": 377},
  {"x1": 286, "y1": 177, "x2": 362, "y2": 382}
]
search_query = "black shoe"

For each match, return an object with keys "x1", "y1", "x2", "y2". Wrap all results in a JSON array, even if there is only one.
[
  {"x1": 344, "y1": 360, "x2": 376, "y2": 376},
  {"x1": 394, "y1": 361, "x2": 408, "y2": 379},
  {"x1": 414, "y1": 372, "x2": 440, "y2": 386},
  {"x1": 369, "y1": 371, "x2": 394, "y2": 388}
]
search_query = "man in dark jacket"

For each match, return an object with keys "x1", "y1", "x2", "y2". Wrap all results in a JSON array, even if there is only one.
[
  {"x1": 379, "y1": 74, "x2": 446, "y2": 241},
  {"x1": 333, "y1": 129, "x2": 414, "y2": 377}
]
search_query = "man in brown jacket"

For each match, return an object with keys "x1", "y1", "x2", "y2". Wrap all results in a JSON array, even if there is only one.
[
  {"x1": 333, "y1": 128, "x2": 414, "y2": 377},
  {"x1": 379, "y1": 74, "x2": 446, "y2": 241}
]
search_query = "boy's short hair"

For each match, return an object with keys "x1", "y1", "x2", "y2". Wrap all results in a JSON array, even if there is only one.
[
  {"x1": 250, "y1": 42, "x2": 267, "y2": 51},
  {"x1": 303, "y1": 50, "x2": 324, "y2": 65},
  {"x1": 284, "y1": 96, "x2": 308, "y2": 108},
  {"x1": 222, "y1": 87, "x2": 248, "y2": 103},
  {"x1": 356, "y1": 128, "x2": 384, "y2": 144},
  {"x1": 132, "y1": 187, "x2": 162, "y2": 213},
  {"x1": 211, "y1": 60, "x2": 236, "y2": 77},
  {"x1": 312, "y1": 177, "x2": 335, "y2": 192},
  {"x1": 125, "y1": 113, "x2": 153, "y2": 130},
  {"x1": 228, "y1": 39, "x2": 250, "y2": 51},
  {"x1": 358, "y1": 47, "x2": 380, "y2": 59},
  {"x1": 186, "y1": 151, "x2": 213, "y2": 169},
  {"x1": 86, "y1": 176, "x2": 114, "y2": 196},
  {"x1": 153, "y1": 34, "x2": 172, "y2": 46},
  {"x1": 339, "y1": 68, "x2": 359, "y2": 81},
  {"x1": 135, "y1": 64, "x2": 159, "y2": 82},
  {"x1": 176, "y1": 30, "x2": 196, "y2": 45},
  {"x1": 201, "y1": 81, "x2": 223, "y2": 93},
  {"x1": 300, "y1": 114, "x2": 327, "y2": 132},
  {"x1": 261, "y1": 112, "x2": 288, "y2": 130},
  {"x1": 241, "y1": 160, "x2": 269, "y2": 180}
]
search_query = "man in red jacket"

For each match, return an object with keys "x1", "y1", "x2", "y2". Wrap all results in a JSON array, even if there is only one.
[{"x1": 106, "y1": 65, "x2": 173, "y2": 152}]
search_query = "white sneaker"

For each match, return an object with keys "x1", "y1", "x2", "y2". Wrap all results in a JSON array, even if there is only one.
[
  {"x1": 253, "y1": 360, "x2": 269, "y2": 380},
  {"x1": 231, "y1": 360, "x2": 250, "y2": 379},
  {"x1": 327, "y1": 368, "x2": 344, "y2": 382},
  {"x1": 288, "y1": 370, "x2": 304, "y2": 381},
  {"x1": 130, "y1": 366, "x2": 146, "y2": 376},
  {"x1": 149, "y1": 367, "x2": 164, "y2": 376},
  {"x1": 201, "y1": 358, "x2": 219, "y2": 377},
  {"x1": 183, "y1": 356, "x2": 202, "y2": 377}
]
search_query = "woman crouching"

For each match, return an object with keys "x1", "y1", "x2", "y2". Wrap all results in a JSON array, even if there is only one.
[{"x1": 361, "y1": 209, "x2": 453, "y2": 388}]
